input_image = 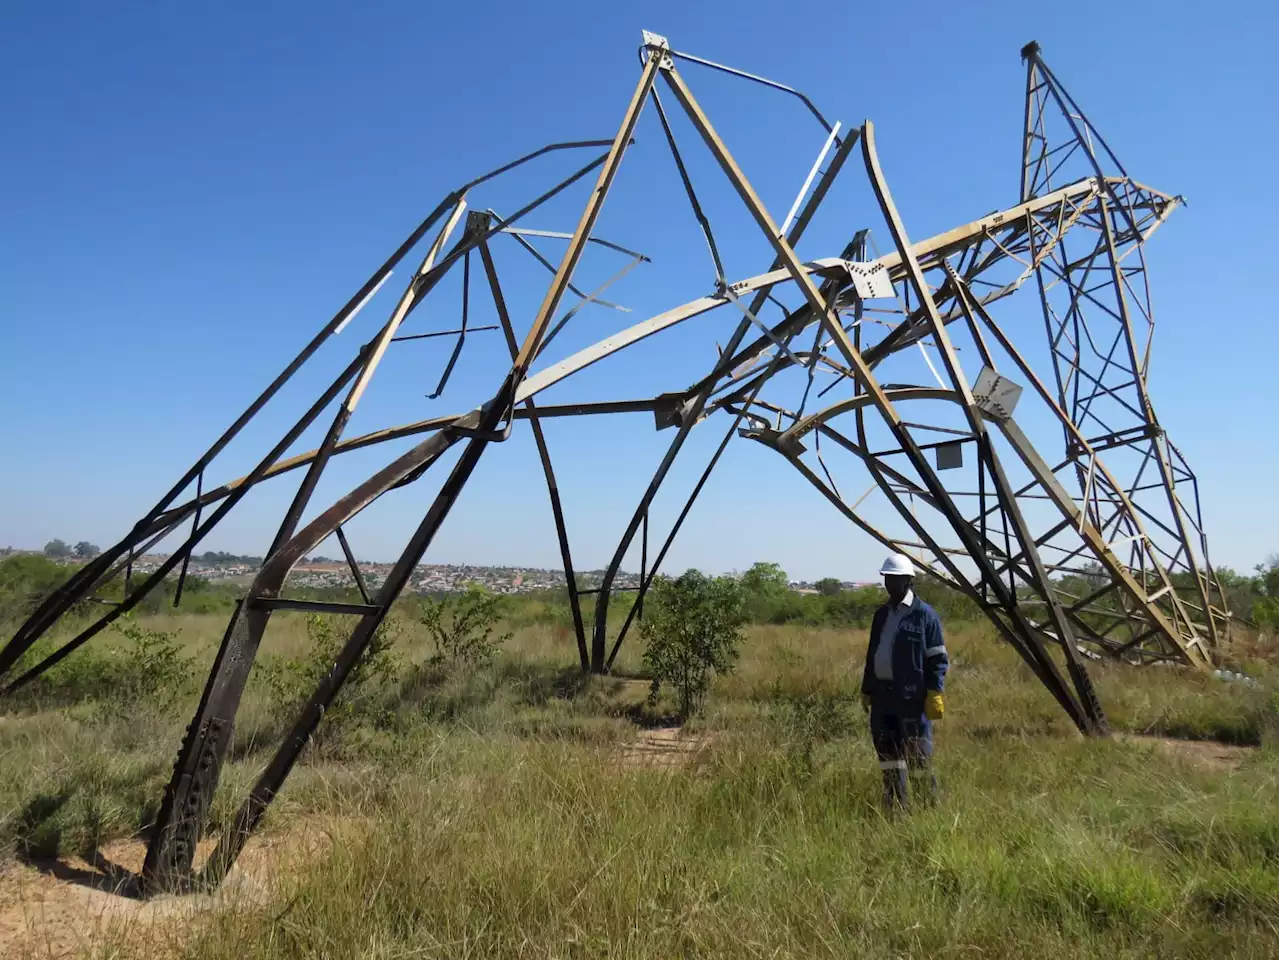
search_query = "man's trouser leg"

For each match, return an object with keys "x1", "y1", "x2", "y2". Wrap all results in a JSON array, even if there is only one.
[
  {"x1": 869, "y1": 708, "x2": 908, "y2": 812},
  {"x1": 903, "y1": 715, "x2": 937, "y2": 807}
]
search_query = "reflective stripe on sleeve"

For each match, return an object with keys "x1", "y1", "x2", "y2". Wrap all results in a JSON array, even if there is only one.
[
  {"x1": 925, "y1": 645, "x2": 947, "y2": 658},
  {"x1": 879, "y1": 759, "x2": 907, "y2": 771}
]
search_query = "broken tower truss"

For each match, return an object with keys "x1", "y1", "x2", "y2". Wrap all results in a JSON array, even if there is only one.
[{"x1": 1, "y1": 35, "x2": 1227, "y2": 893}]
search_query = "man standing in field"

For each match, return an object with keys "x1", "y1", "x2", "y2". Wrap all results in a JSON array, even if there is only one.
[{"x1": 860, "y1": 554, "x2": 948, "y2": 812}]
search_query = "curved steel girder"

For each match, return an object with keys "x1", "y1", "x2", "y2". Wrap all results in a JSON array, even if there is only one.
[
  {"x1": 774, "y1": 381, "x2": 1207, "y2": 670},
  {"x1": 142, "y1": 422, "x2": 466, "y2": 888},
  {"x1": 949, "y1": 276, "x2": 1213, "y2": 663},
  {"x1": 728, "y1": 380, "x2": 1093, "y2": 723},
  {"x1": 1, "y1": 141, "x2": 623, "y2": 675},
  {"x1": 143, "y1": 50, "x2": 665, "y2": 891},
  {"x1": 783, "y1": 388, "x2": 955, "y2": 440},
  {"x1": 586, "y1": 122, "x2": 865, "y2": 670},
  {"x1": 118, "y1": 176, "x2": 1122, "y2": 552},
  {"x1": 683, "y1": 180, "x2": 1117, "y2": 400},
  {"x1": 773, "y1": 262, "x2": 1214, "y2": 668},
  {"x1": 770, "y1": 437, "x2": 1094, "y2": 726},
  {"x1": 145, "y1": 401, "x2": 662, "y2": 537},
  {"x1": 526, "y1": 175, "x2": 1112, "y2": 406},
  {"x1": 0, "y1": 398, "x2": 657, "y2": 693}
]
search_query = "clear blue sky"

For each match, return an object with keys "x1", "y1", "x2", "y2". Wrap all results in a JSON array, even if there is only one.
[{"x1": 2, "y1": 1, "x2": 1276, "y2": 582}]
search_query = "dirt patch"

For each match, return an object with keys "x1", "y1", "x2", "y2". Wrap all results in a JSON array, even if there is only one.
[
  {"x1": 1122, "y1": 733, "x2": 1257, "y2": 772},
  {"x1": 617, "y1": 727, "x2": 713, "y2": 769},
  {"x1": 0, "y1": 819, "x2": 339, "y2": 959}
]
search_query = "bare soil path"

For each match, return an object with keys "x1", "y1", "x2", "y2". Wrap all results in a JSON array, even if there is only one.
[
  {"x1": 617, "y1": 727, "x2": 713, "y2": 768},
  {"x1": 1122, "y1": 733, "x2": 1257, "y2": 772},
  {"x1": 0, "y1": 820, "x2": 336, "y2": 959}
]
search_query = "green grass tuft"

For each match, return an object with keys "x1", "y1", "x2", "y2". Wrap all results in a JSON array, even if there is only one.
[{"x1": 0, "y1": 611, "x2": 1274, "y2": 958}]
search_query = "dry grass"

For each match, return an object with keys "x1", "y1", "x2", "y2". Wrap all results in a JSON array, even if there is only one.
[{"x1": 0, "y1": 611, "x2": 1275, "y2": 958}]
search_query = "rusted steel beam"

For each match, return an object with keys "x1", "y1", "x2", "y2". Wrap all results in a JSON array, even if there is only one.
[
  {"x1": 334, "y1": 526, "x2": 371, "y2": 605},
  {"x1": 148, "y1": 46, "x2": 663, "y2": 894},
  {"x1": 587, "y1": 63, "x2": 860, "y2": 672},
  {"x1": 250, "y1": 598, "x2": 382, "y2": 616},
  {"x1": 1, "y1": 33, "x2": 1228, "y2": 899},
  {"x1": 478, "y1": 224, "x2": 589, "y2": 671}
]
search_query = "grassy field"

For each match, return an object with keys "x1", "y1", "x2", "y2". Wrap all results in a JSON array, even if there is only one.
[{"x1": 0, "y1": 607, "x2": 1276, "y2": 959}]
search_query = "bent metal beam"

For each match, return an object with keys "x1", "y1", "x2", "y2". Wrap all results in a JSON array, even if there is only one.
[{"x1": 0, "y1": 32, "x2": 1224, "y2": 894}]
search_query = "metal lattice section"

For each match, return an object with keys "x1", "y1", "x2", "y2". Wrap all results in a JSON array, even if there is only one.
[{"x1": 1, "y1": 34, "x2": 1226, "y2": 894}]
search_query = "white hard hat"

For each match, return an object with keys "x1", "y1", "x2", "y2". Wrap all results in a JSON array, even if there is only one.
[{"x1": 878, "y1": 553, "x2": 915, "y2": 576}]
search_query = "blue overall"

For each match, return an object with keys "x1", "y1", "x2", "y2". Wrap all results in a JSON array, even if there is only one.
[{"x1": 862, "y1": 594, "x2": 948, "y2": 809}]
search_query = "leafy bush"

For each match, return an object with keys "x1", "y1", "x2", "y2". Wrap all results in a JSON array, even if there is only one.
[
  {"x1": 9, "y1": 615, "x2": 194, "y2": 715},
  {"x1": 730, "y1": 561, "x2": 981, "y2": 628},
  {"x1": 418, "y1": 585, "x2": 512, "y2": 666},
  {"x1": 739, "y1": 561, "x2": 791, "y2": 622},
  {"x1": 641, "y1": 570, "x2": 746, "y2": 718},
  {"x1": 1251, "y1": 597, "x2": 1278, "y2": 632},
  {"x1": 0, "y1": 553, "x2": 78, "y2": 625},
  {"x1": 257, "y1": 613, "x2": 402, "y2": 738},
  {"x1": 109, "y1": 618, "x2": 196, "y2": 713}
]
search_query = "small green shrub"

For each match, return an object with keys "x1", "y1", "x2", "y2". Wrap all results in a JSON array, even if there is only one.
[
  {"x1": 641, "y1": 570, "x2": 746, "y2": 718},
  {"x1": 10, "y1": 616, "x2": 193, "y2": 714},
  {"x1": 418, "y1": 585, "x2": 512, "y2": 666},
  {"x1": 0, "y1": 553, "x2": 81, "y2": 625},
  {"x1": 110, "y1": 617, "x2": 196, "y2": 713},
  {"x1": 257, "y1": 613, "x2": 402, "y2": 741}
]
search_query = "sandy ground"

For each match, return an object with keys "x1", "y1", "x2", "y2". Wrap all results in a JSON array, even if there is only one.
[
  {"x1": 617, "y1": 727, "x2": 714, "y2": 768},
  {"x1": 0, "y1": 821, "x2": 336, "y2": 960},
  {"x1": 614, "y1": 727, "x2": 1259, "y2": 774},
  {"x1": 1122, "y1": 733, "x2": 1257, "y2": 772}
]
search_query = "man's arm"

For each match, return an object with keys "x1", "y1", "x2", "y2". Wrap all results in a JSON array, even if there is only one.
[
  {"x1": 862, "y1": 608, "x2": 883, "y2": 695},
  {"x1": 924, "y1": 610, "x2": 949, "y2": 692}
]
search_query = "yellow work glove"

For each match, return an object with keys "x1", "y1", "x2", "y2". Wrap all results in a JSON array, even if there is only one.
[
  {"x1": 925, "y1": 691, "x2": 944, "y2": 720},
  {"x1": 860, "y1": 693, "x2": 872, "y2": 713}
]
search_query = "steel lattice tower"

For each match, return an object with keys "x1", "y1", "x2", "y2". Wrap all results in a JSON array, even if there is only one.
[{"x1": 0, "y1": 34, "x2": 1226, "y2": 894}]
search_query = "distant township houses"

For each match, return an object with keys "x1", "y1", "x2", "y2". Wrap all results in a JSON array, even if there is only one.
[
  {"x1": 106, "y1": 555, "x2": 642, "y2": 596},
  {"x1": 6, "y1": 547, "x2": 864, "y2": 595}
]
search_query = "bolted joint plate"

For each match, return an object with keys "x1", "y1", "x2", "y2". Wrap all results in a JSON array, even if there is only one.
[
  {"x1": 641, "y1": 30, "x2": 673, "y2": 69},
  {"x1": 653, "y1": 392, "x2": 694, "y2": 430},
  {"x1": 973, "y1": 366, "x2": 1023, "y2": 421},
  {"x1": 843, "y1": 260, "x2": 895, "y2": 300}
]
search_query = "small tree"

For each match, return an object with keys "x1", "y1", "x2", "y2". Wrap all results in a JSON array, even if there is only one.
[
  {"x1": 1252, "y1": 556, "x2": 1279, "y2": 633},
  {"x1": 418, "y1": 585, "x2": 511, "y2": 666},
  {"x1": 740, "y1": 561, "x2": 790, "y2": 622},
  {"x1": 640, "y1": 570, "x2": 746, "y2": 718},
  {"x1": 741, "y1": 561, "x2": 788, "y2": 596},
  {"x1": 815, "y1": 577, "x2": 843, "y2": 596},
  {"x1": 43, "y1": 539, "x2": 72, "y2": 558},
  {"x1": 0, "y1": 554, "x2": 74, "y2": 622}
]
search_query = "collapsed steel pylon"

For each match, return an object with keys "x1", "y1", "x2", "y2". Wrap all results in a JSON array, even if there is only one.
[{"x1": 1, "y1": 33, "x2": 1227, "y2": 893}]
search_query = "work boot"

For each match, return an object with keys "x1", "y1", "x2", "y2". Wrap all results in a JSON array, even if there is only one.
[
  {"x1": 909, "y1": 764, "x2": 939, "y2": 808},
  {"x1": 880, "y1": 766, "x2": 907, "y2": 813}
]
